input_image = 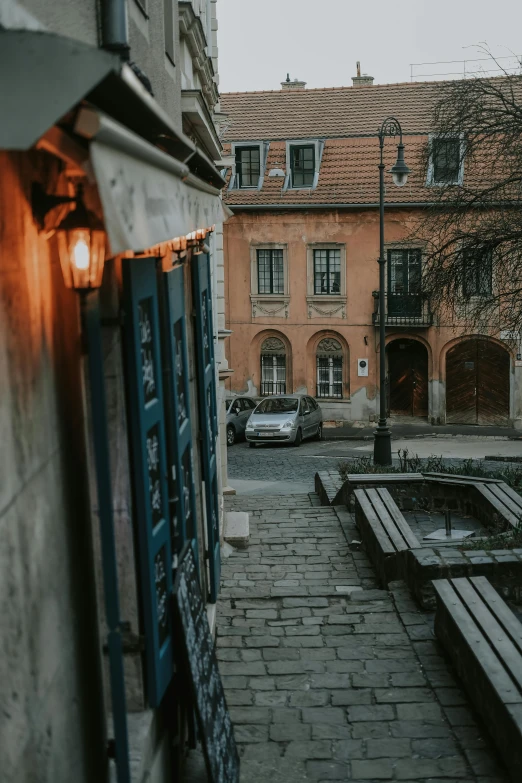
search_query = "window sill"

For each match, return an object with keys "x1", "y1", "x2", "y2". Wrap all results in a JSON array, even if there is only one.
[
  {"x1": 306, "y1": 295, "x2": 346, "y2": 319},
  {"x1": 251, "y1": 294, "x2": 289, "y2": 319}
]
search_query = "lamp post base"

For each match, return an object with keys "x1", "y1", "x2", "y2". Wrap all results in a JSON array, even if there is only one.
[{"x1": 373, "y1": 423, "x2": 392, "y2": 466}]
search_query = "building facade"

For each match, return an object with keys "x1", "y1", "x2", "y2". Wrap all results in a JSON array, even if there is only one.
[
  {"x1": 1, "y1": 2, "x2": 231, "y2": 782},
  {"x1": 221, "y1": 74, "x2": 522, "y2": 428}
]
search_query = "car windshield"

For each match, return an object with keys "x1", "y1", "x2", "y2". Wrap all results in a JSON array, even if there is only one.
[{"x1": 255, "y1": 398, "x2": 298, "y2": 414}]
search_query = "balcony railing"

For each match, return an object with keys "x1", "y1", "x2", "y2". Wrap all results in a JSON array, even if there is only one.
[{"x1": 372, "y1": 292, "x2": 433, "y2": 327}]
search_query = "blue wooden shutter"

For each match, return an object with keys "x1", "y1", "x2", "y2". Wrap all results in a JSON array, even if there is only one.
[
  {"x1": 162, "y1": 265, "x2": 199, "y2": 570},
  {"x1": 122, "y1": 258, "x2": 173, "y2": 707},
  {"x1": 192, "y1": 253, "x2": 221, "y2": 602}
]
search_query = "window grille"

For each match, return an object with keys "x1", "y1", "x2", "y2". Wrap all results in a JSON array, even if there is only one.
[
  {"x1": 313, "y1": 249, "x2": 341, "y2": 295},
  {"x1": 257, "y1": 249, "x2": 284, "y2": 294},
  {"x1": 291, "y1": 145, "x2": 315, "y2": 187},
  {"x1": 316, "y1": 338, "x2": 343, "y2": 398},
  {"x1": 261, "y1": 353, "x2": 286, "y2": 396}
]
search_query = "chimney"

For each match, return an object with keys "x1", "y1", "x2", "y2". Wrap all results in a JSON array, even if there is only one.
[
  {"x1": 281, "y1": 73, "x2": 307, "y2": 90},
  {"x1": 352, "y1": 61, "x2": 374, "y2": 86}
]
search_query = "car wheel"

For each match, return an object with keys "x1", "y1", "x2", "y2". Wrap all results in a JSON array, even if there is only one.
[
  {"x1": 227, "y1": 425, "x2": 236, "y2": 446},
  {"x1": 248, "y1": 441, "x2": 256, "y2": 448},
  {"x1": 315, "y1": 423, "x2": 323, "y2": 440},
  {"x1": 293, "y1": 428, "x2": 303, "y2": 447}
]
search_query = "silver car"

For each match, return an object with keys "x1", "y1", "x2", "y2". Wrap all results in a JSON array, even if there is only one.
[
  {"x1": 226, "y1": 396, "x2": 258, "y2": 445},
  {"x1": 245, "y1": 394, "x2": 323, "y2": 447}
]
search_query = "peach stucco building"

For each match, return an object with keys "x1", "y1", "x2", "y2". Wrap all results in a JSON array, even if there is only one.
[{"x1": 220, "y1": 74, "x2": 522, "y2": 428}]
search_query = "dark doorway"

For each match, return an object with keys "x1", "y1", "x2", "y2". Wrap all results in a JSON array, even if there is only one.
[
  {"x1": 387, "y1": 339, "x2": 429, "y2": 417},
  {"x1": 446, "y1": 339, "x2": 510, "y2": 424}
]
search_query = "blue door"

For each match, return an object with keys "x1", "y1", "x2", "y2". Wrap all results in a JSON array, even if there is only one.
[
  {"x1": 192, "y1": 254, "x2": 221, "y2": 602},
  {"x1": 162, "y1": 265, "x2": 199, "y2": 571},
  {"x1": 122, "y1": 258, "x2": 173, "y2": 707}
]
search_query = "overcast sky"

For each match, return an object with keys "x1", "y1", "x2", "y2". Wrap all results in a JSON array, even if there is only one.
[{"x1": 216, "y1": 0, "x2": 522, "y2": 93}]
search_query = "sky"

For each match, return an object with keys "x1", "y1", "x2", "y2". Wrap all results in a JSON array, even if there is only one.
[{"x1": 216, "y1": 0, "x2": 522, "y2": 93}]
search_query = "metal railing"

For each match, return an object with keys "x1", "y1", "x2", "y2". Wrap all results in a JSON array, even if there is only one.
[
  {"x1": 260, "y1": 381, "x2": 286, "y2": 396},
  {"x1": 372, "y1": 292, "x2": 433, "y2": 327}
]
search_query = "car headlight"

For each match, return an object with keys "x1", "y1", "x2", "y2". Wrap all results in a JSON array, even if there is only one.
[{"x1": 281, "y1": 419, "x2": 295, "y2": 430}]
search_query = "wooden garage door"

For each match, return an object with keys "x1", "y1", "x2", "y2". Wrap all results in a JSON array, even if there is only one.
[{"x1": 446, "y1": 339, "x2": 510, "y2": 425}]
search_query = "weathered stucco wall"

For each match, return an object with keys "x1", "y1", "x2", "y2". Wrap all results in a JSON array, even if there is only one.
[
  {"x1": 224, "y1": 210, "x2": 520, "y2": 425},
  {"x1": 0, "y1": 152, "x2": 106, "y2": 782}
]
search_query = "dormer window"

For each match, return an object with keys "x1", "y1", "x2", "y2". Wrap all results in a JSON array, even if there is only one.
[
  {"x1": 290, "y1": 145, "x2": 315, "y2": 187},
  {"x1": 427, "y1": 135, "x2": 464, "y2": 186},
  {"x1": 229, "y1": 142, "x2": 269, "y2": 190},
  {"x1": 284, "y1": 140, "x2": 324, "y2": 190},
  {"x1": 236, "y1": 146, "x2": 261, "y2": 188}
]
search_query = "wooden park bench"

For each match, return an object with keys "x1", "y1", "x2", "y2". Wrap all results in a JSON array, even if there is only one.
[
  {"x1": 342, "y1": 472, "x2": 424, "y2": 509},
  {"x1": 354, "y1": 487, "x2": 420, "y2": 586},
  {"x1": 473, "y1": 482, "x2": 522, "y2": 529},
  {"x1": 433, "y1": 576, "x2": 522, "y2": 781}
]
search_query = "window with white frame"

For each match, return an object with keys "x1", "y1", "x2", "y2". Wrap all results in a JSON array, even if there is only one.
[
  {"x1": 462, "y1": 250, "x2": 493, "y2": 297},
  {"x1": 316, "y1": 339, "x2": 343, "y2": 399},
  {"x1": 314, "y1": 248, "x2": 341, "y2": 295},
  {"x1": 285, "y1": 140, "x2": 324, "y2": 190},
  {"x1": 231, "y1": 143, "x2": 269, "y2": 190},
  {"x1": 257, "y1": 249, "x2": 284, "y2": 294},
  {"x1": 428, "y1": 136, "x2": 464, "y2": 185},
  {"x1": 260, "y1": 338, "x2": 287, "y2": 396}
]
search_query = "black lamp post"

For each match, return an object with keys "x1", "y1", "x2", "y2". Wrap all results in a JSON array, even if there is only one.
[{"x1": 373, "y1": 117, "x2": 410, "y2": 466}]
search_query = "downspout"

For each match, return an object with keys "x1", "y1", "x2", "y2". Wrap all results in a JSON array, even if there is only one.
[{"x1": 101, "y1": 0, "x2": 130, "y2": 59}]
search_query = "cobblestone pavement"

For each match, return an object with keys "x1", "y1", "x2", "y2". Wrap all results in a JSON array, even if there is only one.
[
  {"x1": 217, "y1": 493, "x2": 508, "y2": 782},
  {"x1": 227, "y1": 439, "x2": 522, "y2": 487}
]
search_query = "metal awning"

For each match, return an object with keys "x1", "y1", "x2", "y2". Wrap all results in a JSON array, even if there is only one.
[
  {"x1": 0, "y1": 29, "x2": 225, "y2": 189},
  {"x1": 75, "y1": 108, "x2": 225, "y2": 255}
]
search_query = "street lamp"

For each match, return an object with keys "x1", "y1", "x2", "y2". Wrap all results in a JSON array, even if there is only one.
[{"x1": 373, "y1": 117, "x2": 410, "y2": 466}]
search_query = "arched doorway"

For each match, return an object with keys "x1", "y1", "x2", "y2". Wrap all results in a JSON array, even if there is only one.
[
  {"x1": 446, "y1": 339, "x2": 510, "y2": 424},
  {"x1": 387, "y1": 339, "x2": 429, "y2": 417},
  {"x1": 260, "y1": 337, "x2": 287, "y2": 395}
]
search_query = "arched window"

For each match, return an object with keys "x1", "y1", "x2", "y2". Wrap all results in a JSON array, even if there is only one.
[
  {"x1": 261, "y1": 337, "x2": 286, "y2": 396},
  {"x1": 316, "y1": 338, "x2": 343, "y2": 398}
]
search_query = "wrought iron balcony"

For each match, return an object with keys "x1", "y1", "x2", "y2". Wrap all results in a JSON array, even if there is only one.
[{"x1": 372, "y1": 292, "x2": 433, "y2": 327}]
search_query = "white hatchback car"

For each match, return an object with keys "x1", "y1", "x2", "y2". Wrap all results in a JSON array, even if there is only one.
[{"x1": 245, "y1": 394, "x2": 323, "y2": 447}]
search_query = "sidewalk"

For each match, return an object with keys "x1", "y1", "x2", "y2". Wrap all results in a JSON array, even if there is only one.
[
  {"x1": 218, "y1": 493, "x2": 508, "y2": 782},
  {"x1": 323, "y1": 420, "x2": 522, "y2": 441}
]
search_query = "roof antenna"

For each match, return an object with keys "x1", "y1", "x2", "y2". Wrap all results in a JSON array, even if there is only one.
[
  {"x1": 286, "y1": 73, "x2": 290, "y2": 82},
  {"x1": 357, "y1": 61, "x2": 361, "y2": 77}
]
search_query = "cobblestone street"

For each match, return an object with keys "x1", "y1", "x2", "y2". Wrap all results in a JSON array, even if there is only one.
[{"x1": 218, "y1": 493, "x2": 508, "y2": 782}]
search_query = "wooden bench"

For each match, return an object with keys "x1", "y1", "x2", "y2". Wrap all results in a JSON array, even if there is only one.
[
  {"x1": 433, "y1": 576, "x2": 522, "y2": 781},
  {"x1": 354, "y1": 487, "x2": 420, "y2": 586},
  {"x1": 343, "y1": 473, "x2": 424, "y2": 509},
  {"x1": 474, "y1": 482, "x2": 522, "y2": 529}
]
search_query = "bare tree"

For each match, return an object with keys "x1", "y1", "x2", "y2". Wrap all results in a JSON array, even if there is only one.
[{"x1": 412, "y1": 59, "x2": 522, "y2": 339}]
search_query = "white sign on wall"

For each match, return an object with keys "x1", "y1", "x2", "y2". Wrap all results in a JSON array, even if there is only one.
[{"x1": 357, "y1": 359, "x2": 369, "y2": 377}]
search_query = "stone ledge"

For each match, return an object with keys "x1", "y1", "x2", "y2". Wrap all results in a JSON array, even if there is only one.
[
  {"x1": 224, "y1": 511, "x2": 250, "y2": 548},
  {"x1": 407, "y1": 547, "x2": 522, "y2": 609}
]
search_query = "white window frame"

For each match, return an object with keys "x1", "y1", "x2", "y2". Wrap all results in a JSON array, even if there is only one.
[
  {"x1": 426, "y1": 133, "x2": 465, "y2": 186},
  {"x1": 250, "y1": 243, "x2": 290, "y2": 319},
  {"x1": 284, "y1": 139, "x2": 325, "y2": 191},
  {"x1": 230, "y1": 141, "x2": 270, "y2": 190},
  {"x1": 306, "y1": 243, "x2": 347, "y2": 319}
]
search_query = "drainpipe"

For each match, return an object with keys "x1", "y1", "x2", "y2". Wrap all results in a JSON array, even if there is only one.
[{"x1": 101, "y1": 0, "x2": 130, "y2": 59}]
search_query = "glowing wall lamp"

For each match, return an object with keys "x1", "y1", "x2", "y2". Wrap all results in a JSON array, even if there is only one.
[
  {"x1": 32, "y1": 182, "x2": 106, "y2": 289},
  {"x1": 55, "y1": 186, "x2": 106, "y2": 289}
]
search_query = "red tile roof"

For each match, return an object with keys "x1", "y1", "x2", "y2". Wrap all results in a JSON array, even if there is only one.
[
  {"x1": 219, "y1": 81, "x2": 445, "y2": 142},
  {"x1": 220, "y1": 82, "x2": 449, "y2": 207}
]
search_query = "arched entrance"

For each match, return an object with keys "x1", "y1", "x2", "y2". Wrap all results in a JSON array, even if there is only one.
[
  {"x1": 387, "y1": 339, "x2": 429, "y2": 417},
  {"x1": 446, "y1": 339, "x2": 510, "y2": 424}
]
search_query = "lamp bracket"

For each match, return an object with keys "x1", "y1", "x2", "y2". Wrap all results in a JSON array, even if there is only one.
[{"x1": 31, "y1": 182, "x2": 76, "y2": 231}]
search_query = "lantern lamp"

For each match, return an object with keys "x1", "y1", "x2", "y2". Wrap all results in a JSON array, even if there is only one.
[
  {"x1": 389, "y1": 142, "x2": 410, "y2": 188},
  {"x1": 56, "y1": 185, "x2": 106, "y2": 290}
]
